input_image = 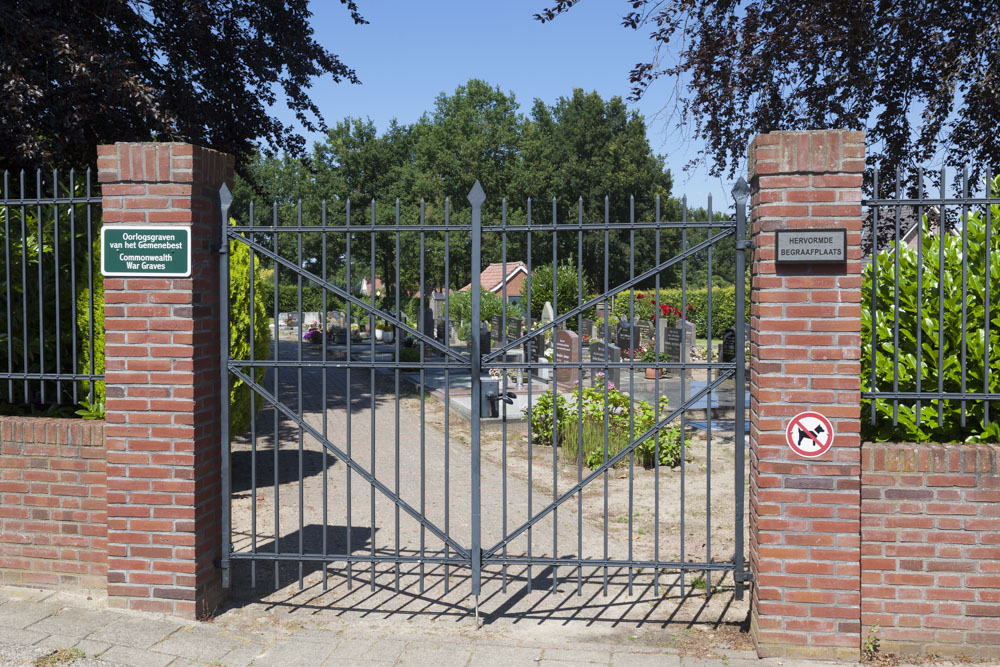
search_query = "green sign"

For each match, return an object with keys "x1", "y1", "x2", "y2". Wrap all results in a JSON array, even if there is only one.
[{"x1": 101, "y1": 226, "x2": 191, "y2": 277}]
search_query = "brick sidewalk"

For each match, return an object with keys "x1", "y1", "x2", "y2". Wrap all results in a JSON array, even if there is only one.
[{"x1": 0, "y1": 585, "x2": 975, "y2": 667}]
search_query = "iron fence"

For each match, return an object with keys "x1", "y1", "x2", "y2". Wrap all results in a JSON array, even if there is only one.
[
  {"x1": 0, "y1": 169, "x2": 104, "y2": 410},
  {"x1": 221, "y1": 181, "x2": 750, "y2": 609},
  {"x1": 863, "y1": 167, "x2": 1000, "y2": 441}
]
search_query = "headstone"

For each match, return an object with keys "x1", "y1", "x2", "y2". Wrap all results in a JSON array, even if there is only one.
[
  {"x1": 422, "y1": 308, "x2": 435, "y2": 339},
  {"x1": 436, "y1": 320, "x2": 446, "y2": 343},
  {"x1": 662, "y1": 327, "x2": 683, "y2": 362},
  {"x1": 589, "y1": 341, "x2": 621, "y2": 388},
  {"x1": 480, "y1": 325, "x2": 491, "y2": 356},
  {"x1": 594, "y1": 303, "x2": 608, "y2": 320},
  {"x1": 598, "y1": 322, "x2": 612, "y2": 341},
  {"x1": 721, "y1": 327, "x2": 737, "y2": 363},
  {"x1": 508, "y1": 318, "x2": 523, "y2": 339},
  {"x1": 525, "y1": 335, "x2": 541, "y2": 363},
  {"x1": 637, "y1": 320, "x2": 655, "y2": 347},
  {"x1": 581, "y1": 317, "x2": 594, "y2": 339},
  {"x1": 555, "y1": 329, "x2": 580, "y2": 384},
  {"x1": 541, "y1": 301, "x2": 555, "y2": 325},
  {"x1": 328, "y1": 311, "x2": 345, "y2": 328},
  {"x1": 303, "y1": 311, "x2": 322, "y2": 328},
  {"x1": 615, "y1": 321, "x2": 640, "y2": 353},
  {"x1": 491, "y1": 314, "x2": 504, "y2": 342}
]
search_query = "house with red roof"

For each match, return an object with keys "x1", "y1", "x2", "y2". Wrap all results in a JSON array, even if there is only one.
[{"x1": 460, "y1": 261, "x2": 527, "y2": 306}]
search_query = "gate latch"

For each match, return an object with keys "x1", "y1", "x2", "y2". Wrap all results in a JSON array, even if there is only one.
[{"x1": 481, "y1": 378, "x2": 516, "y2": 418}]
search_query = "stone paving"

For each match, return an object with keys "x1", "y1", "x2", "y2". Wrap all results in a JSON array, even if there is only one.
[{"x1": 0, "y1": 585, "x2": 983, "y2": 667}]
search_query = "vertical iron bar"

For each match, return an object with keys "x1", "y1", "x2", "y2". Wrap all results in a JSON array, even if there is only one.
[
  {"x1": 297, "y1": 200, "x2": 304, "y2": 590},
  {"x1": 653, "y1": 194, "x2": 661, "y2": 596},
  {"x1": 468, "y1": 182, "x2": 485, "y2": 599},
  {"x1": 678, "y1": 194, "x2": 686, "y2": 596},
  {"x1": 85, "y1": 170, "x2": 93, "y2": 406},
  {"x1": 3, "y1": 171, "x2": 12, "y2": 402},
  {"x1": 20, "y1": 171, "x2": 28, "y2": 403},
  {"x1": 69, "y1": 170, "x2": 77, "y2": 404},
  {"x1": 576, "y1": 196, "x2": 583, "y2": 596},
  {"x1": 53, "y1": 170, "x2": 60, "y2": 401},
  {"x1": 249, "y1": 200, "x2": 257, "y2": 585},
  {"x1": 961, "y1": 167, "x2": 969, "y2": 427},
  {"x1": 345, "y1": 200, "x2": 354, "y2": 589},
  {"x1": 733, "y1": 180, "x2": 748, "y2": 600},
  {"x1": 551, "y1": 196, "x2": 558, "y2": 593},
  {"x1": 322, "y1": 200, "x2": 329, "y2": 590},
  {"x1": 219, "y1": 184, "x2": 233, "y2": 588},
  {"x1": 628, "y1": 195, "x2": 634, "y2": 595},
  {"x1": 870, "y1": 169, "x2": 879, "y2": 425},
  {"x1": 370, "y1": 199, "x2": 376, "y2": 592},
  {"x1": 602, "y1": 196, "x2": 609, "y2": 596},
  {"x1": 525, "y1": 197, "x2": 533, "y2": 593},
  {"x1": 36, "y1": 170, "x2": 44, "y2": 403},
  {"x1": 272, "y1": 201, "x2": 280, "y2": 589},
  {"x1": 893, "y1": 170, "x2": 901, "y2": 425},
  {"x1": 985, "y1": 171, "x2": 993, "y2": 426},
  {"x1": 444, "y1": 198, "x2": 451, "y2": 593},
  {"x1": 419, "y1": 200, "x2": 426, "y2": 593},
  {"x1": 501, "y1": 198, "x2": 509, "y2": 594},
  {"x1": 938, "y1": 167, "x2": 946, "y2": 425},
  {"x1": 704, "y1": 193, "x2": 712, "y2": 595},
  {"x1": 915, "y1": 170, "x2": 923, "y2": 431},
  {"x1": 394, "y1": 199, "x2": 401, "y2": 593}
]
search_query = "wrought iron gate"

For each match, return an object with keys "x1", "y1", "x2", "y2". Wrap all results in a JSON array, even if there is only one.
[{"x1": 219, "y1": 180, "x2": 749, "y2": 605}]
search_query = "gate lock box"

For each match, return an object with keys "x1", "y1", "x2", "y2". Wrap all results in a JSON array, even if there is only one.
[{"x1": 481, "y1": 379, "x2": 516, "y2": 419}]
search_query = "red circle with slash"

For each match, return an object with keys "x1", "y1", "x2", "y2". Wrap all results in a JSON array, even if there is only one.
[{"x1": 785, "y1": 411, "x2": 835, "y2": 458}]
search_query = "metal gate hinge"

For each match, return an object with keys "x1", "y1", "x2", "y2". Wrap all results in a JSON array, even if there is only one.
[
  {"x1": 735, "y1": 240, "x2": 753, "y2": 250},
  {"x1": 214, "y1": 243, "x2": 229, "y2": 255}
]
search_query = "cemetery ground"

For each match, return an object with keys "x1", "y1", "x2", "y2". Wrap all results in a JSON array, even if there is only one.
[{"x1": 219, "y1": 333, "x2": 754, "y2": 659}]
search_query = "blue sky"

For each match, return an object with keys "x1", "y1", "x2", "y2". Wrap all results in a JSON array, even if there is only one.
[{"x1": 266, "y1": 0, "x2": 739, "y2": 213}]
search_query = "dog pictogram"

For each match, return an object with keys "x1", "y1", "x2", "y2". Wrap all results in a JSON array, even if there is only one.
[{"x1": 785, "y1": 412, "x2": 834, "y2": 458}]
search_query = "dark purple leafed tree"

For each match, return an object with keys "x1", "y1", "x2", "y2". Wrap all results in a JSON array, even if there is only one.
[
  {"x1": 535, "y1": 1, "x2": 1000, "y2": 184},
  {"x1": 0, "y1": 0, "x2": 367, "y2": 172}
]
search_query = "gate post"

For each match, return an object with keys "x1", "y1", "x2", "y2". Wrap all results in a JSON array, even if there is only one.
[
  {"x1": 98, "y1": 142, "x2": 233, "y2": 617},
  {"x1": 747, "y1": 130, "x2": 865, "y2": 660}
]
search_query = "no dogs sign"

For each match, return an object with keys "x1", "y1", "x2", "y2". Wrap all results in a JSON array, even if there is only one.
[{"x1": 785, "y1": 411, "x2": 834, "y2": 458}]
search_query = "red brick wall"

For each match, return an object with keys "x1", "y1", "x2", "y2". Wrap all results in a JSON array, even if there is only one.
[
  {"x1": 862, "y1": 441, "x2": 1000, "y2": 659},
  {"x1": 747, "y1": 130, "x2": 865, "y2": 660},
  {"x1": 0, "y1": 417, "x2": 106, "y2": 589},
  {"x1": 98, "y1": 142, "x2": 232, "y2": 617}
]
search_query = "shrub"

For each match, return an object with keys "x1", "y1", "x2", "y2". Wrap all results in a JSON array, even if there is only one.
[
  {"x1": 862, "y1": 177, "x2": 1000, "y2": 443},
  {"x1": 530, "y1": 379, "x2": 681, "y2": 468},
  {"x1": 521, "y1": 262, "x2": 593, "y2": 331},
  {"x1": 611, "y1": 285, "x2": 744, "y2": 339},
  {"x1": 227, "y1": 226, "x2": 272, "y2": 436}
]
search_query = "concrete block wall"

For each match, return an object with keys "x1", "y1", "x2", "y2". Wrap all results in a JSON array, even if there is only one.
[{"x1": 0, "y1": 417, "x2": 106, "y2": 589}]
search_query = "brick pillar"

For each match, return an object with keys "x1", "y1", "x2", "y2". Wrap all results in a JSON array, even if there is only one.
[
  {"x1": 747, "y1": 130, "x2": 865, "y2": 660},
  {"x1": 98, "y1": 142, "x2": 232, "y2": 616}
]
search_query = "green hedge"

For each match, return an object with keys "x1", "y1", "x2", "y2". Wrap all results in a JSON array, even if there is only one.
[{"x1": 611, "y1": 285, "x2": 745, "y2": 339}]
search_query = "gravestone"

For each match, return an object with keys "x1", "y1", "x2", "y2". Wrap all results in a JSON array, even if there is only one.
[
  {"x1": 480, "y1": 325, "x2": 491, "y2": 356},
  {"x1": 581, "y1": 317, "x2": 594, "y2": 339},
  {"x1": 594, "y1": 303, "x2": 608, "y2": 320},
  {"x1": 541, "y1": 301, "x2": 555, "y2": 326},
  {"x1": 589, "y1": 341, "x2": 621, "y2": 388},
  {"x1": 615, "y1": 321, "x2": 640, "y2": 353},
  {"x1": 328, "y1": 311, "x2": 345, "y2": 328},
  {"x1": 662, "y1": 327, "x2": 683, "y2": 363},
  {"x1": 422, "y1": 308, "x2": 435, "y2": 339},
  {"x1": 491, "y1": 314, "x2": 503, "y2": 342},
  {"x1": 637, "y1": 320, "x2": 655, "y2": 347},
  {"x1": 436, "y1": 320, "x2": 446, "y2": 343},
  {"x1": 554, "y1": 329, "x2": 580, "y2": 383},
  {"x1": 524, "y1": 337, "x2": 541, "y2": 363},
  {"x1": 508, "y1": 318, "x2": 523, "y2": 339},
  {"x1": 721, "y1": 327, "x2": 737, "y2": 363},
  {"x1": 598, "y1": 322, "x2": 612, "y2": 341},
  {"x1": 303, "y1": 311, "x2": 322, "y2": 328}
]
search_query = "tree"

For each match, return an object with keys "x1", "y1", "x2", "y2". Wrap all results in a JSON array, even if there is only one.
[
  {"x1": 535, "y1": 1, "x2": 1000, "y2": 183},
  {"x1": 1, "y1": 0, "x2": 367, "y2": 172},
  {"x1": 518, "y1": 89, "x2": 679, "y2": 290}
]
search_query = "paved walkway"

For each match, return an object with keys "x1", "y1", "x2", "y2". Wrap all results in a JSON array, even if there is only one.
[{"x1": 0, "y1": 585, "x2": 981, "y2": 667}]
